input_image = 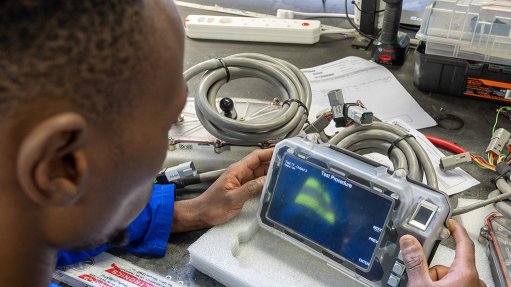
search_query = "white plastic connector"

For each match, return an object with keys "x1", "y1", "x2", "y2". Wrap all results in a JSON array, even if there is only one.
[
  {"x1": 346, "y1": 105, "x2": 373, "y2": 126},
  {"x1": 276, "y1": 9, "x2": 352, "y2": 19},
  {"x1": 161, "y1": 161, "x2": 197, "y2": 182},
  {"x1": 276, "y1": 9, "x2": 295, "y2": 19},
  {"x1": 439, "y1": 152, "x2": 472, "y2": 171},
  {"x1": 486, "y1": 128, "x2": 511, "y2": 155},
  {"x1": 184, "y1": 15, "x2": 321, "y2": 44}
]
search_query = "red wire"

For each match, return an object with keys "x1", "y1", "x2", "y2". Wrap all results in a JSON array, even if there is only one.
[{"x1": 424, "y1": 134, "x2": 468, "y2": 154}]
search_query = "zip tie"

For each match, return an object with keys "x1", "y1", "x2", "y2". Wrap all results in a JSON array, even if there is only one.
[
  {"x1": 217, "y1": 58, "x2": 230, "y2": 82},
  {"x1": 387, "y1": 134, "x2": 415, "y2": 156}
]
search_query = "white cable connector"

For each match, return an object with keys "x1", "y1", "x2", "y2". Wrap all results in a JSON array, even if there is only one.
[
  {"x1": 320, "y1": 28, "x2": 356, "y2": 35},
  {"x1": 276, "y1": 9, "x2": 354, "y2": 19},
  {"x1": 486, "y1": 128, "x2": 511, "y2": 155},
  {"x1": 439, "y1": 152, "x2": 472, "y2": 171},
  {"x1": 276, "y1": 9, "x2": 295, "y2": 19}
]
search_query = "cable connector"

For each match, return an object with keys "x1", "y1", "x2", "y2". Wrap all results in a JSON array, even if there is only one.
[
  {"x1": 327, "y1": 89, "x2": 346, "y2": 127},
  {"x1": 276, "y1": 9, "x2": 294, "y2": 19},
  {"x1": 304, "y1": 114, "x2": 331, "y2": 134},
  {"x1": 439, "y1": 152, "x2": 472, "y2": 171},
  {"x1": 155, "y1": 161, "x2": 197, "y2": 184},
  {"x1": 345, "y1": 104, "x2": 373, "y2": 126},
  {"x1": 486, "y1": 128, "x2": 511, "y2": 155},
  {"x1": 327, "y1": 89, "x2": 373, "y2": 127}
]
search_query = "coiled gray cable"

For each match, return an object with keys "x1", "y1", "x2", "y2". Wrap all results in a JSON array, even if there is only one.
[
  {"x1": 453, "y1": 178, "x2": 511, "y2": 216},
  {"x1": 329, "y1": 122, "x2": 438, "y2": 189},
  {"x1": 184, "y1": 53, "x2": 312, "y2": 145}
]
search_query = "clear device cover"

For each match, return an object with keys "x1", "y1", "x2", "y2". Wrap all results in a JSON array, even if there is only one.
[{"x1": 258, "y1": 137, "x2": 452, "y2": 286}]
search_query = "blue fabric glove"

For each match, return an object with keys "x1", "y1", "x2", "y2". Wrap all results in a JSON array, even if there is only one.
[{"x1": 56, "y1": 184, "x2": 175, "y2": 267}]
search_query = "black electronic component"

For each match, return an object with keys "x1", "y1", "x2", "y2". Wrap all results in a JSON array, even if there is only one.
[{"x1": 371, "y1": 0, "x2": 410, "y2": 65}]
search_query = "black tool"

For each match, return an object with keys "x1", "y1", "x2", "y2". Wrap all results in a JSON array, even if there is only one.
[
  {"x1": 219, "y1": 97, "x2": 237, "y2": 119},
  {"x1": 371, "y1": 0, "x2": 410, "y2": 65}
]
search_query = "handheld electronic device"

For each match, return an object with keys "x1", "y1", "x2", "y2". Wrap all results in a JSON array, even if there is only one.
[{"x1": 258, "y1": 137, "x2": 452, "y2": 286}]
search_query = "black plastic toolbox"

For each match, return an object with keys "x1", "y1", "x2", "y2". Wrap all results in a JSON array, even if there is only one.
[{"x1": 414, "y1": 41, "x2": 511, "y2": 104}]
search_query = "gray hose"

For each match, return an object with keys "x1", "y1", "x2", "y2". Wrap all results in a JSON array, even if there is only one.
[
  {"x1": 184, "y1": 53, "x2": 312, "y2": 145},
  {"x1": 199, "y1": 168, "x2": 226, "y2": 182},
  {"x1": 329, "y1": 121, "x2": 438, "y2": 189},
  {"x1": 493, "y1": 178, "x2": 511, "y2": 218},
  {"x1": 452, "y1": 178, "x2": 511, "y2": 216}
]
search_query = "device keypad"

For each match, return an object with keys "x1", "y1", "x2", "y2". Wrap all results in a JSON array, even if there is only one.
[
  {"x1": 397, "y1": 250, "x2": 403, "y2": 261},
  {"x1": 387, "y1": 251, "x2": 407, "y2": 286},
  {"x1": 387, "y1": 274, "x2": 400, "y2": 287},
  {"x1": 392, "y1": 262, "x2": 405, "y2": 276}
]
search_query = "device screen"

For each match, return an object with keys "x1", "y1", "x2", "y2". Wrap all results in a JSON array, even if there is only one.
[{"x1": 266, "y1": 155, "x2": 393, "y2": 270}]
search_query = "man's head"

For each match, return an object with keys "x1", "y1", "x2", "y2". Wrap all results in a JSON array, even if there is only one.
[{"x1": 0, "y1": 0, "x2": 186, "y2": 251}]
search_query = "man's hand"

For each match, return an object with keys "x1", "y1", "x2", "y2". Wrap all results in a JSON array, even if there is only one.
[
  {"x1": 400, "y1": 219, "x2": 486, "y2": 287},
  {"x1": 171, "y1": 148, "x2": 274, "y2": 233}
]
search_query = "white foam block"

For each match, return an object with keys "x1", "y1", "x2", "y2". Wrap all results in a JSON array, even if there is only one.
[
  {"x1": 189, "y1": 198, "x2": 497, "y2": 286},
  {"x1": 189, "y1": 199, "x2": 364, "y2": 287}
]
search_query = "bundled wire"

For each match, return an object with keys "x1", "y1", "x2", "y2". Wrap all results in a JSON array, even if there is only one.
[
  {"x1": 184, "y1": 53, "x2": 312, "y2": 145},
  {"x1": 443, "y1": 106, "x2": 511, "y2": 216},
  {"x1": 492, "y1": 106, "x2": 511, "y2": 134},
  {"x1": 426, "y1": 105, "x2": 511, "y2": 172},
  {"x1": 425, "y1": 135, "x2": 496, "y2": 171},
  {"x1": 329, "y1": 121, "x2": 438, "y2": 188}
]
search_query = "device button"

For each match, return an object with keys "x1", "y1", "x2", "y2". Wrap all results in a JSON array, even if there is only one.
[
  {"x1": 207, "y1": 17, "x2": 214, "y2": 23},
  {"x1": 397, "y1": 250, "x2": 403, "y2": 261},
  {"x1": 198, "y1": 17, "x2": 205, "y2": 22},
  {"x1": 379, "y1": 55, "x2": 392, "y2": 62},
  {"x1": 392, "y1": 262, "x2": 405, "y2": 276},
  {"x1": 387, "y1": 274, "x2": 400, "y2": 287},
  {"x1": 409, "y1": 201, "x2": 438, "y2": 231}
]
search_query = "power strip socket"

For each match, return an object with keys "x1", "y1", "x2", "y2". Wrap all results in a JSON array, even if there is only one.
[{"x1": 184, "y1": 15, "x2": 321, "y2": 44}]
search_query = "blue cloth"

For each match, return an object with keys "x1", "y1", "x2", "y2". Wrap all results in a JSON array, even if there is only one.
[
  {"x1": 56, "y1": 184, "x2": 175, "y2": 267},
  {"x1": 50, "y1": 282, "x2": 61, "y2": 287}
]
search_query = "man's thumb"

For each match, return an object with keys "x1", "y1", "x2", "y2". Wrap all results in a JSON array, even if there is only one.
[
  {"x1": 236, "y1": 176, "x2": 266, "y2": 201},
  {"x1": 399, "y1": 235, "x2": 432, "y2": 286}
]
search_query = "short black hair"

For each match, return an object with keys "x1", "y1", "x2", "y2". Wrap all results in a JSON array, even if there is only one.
[{"x1": 0, "y1": 0, "x2": 145, "y2": 122}]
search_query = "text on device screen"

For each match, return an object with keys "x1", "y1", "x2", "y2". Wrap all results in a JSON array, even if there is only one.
[{"x1": 266, "y1": 155, "x2": 393, "y2": 269}]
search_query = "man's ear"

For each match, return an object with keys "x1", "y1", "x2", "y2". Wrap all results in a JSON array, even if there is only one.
[{"x1": 17, "y1": 112, "x2": 88, "y2": 207}]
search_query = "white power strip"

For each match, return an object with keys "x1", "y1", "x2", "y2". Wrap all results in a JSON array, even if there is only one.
[{"x1": 184, "y1": 15, "x2": 321, "y2": 44}]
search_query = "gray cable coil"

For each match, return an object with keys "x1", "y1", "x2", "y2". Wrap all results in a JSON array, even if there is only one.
[
  {"x1": 328, "y1": 122, "x2": 439, "y2": 189},
  {"x1": 490, "y1": 179, "x2": 511, "y2": 217},
  {"x1": 183, "y1": 53, "x2": 312, "y2": 145}
]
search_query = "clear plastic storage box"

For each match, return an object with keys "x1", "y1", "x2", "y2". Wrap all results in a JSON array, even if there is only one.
[{"x1": 416, "y1": 0, "x2": 511, "y2": 66}]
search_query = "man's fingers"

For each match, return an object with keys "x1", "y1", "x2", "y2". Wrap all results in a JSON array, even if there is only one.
[
  {"x1": 253, "y1": 162, "x2": 270, "y2": 178},
  {"x1": 239, "y1": 148, "x2": 274, "y2": 170},
  {"x1": 428, "y1": 265, "x2": 449, "y2": 281},
  {"x1": 448, "y1": 219, "x2": 476, "y2": 267},
  {"x1": 232, "y1": 176, "x2": 266, "y2": 203},
  {"x1": 399, "y1": 235, "x2": 432, "y2": 286},
  {"x1": 231, "y1": 148, "x2": 274, "y2": 182}
]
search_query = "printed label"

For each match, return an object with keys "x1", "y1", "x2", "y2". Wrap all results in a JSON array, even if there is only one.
[{"x1": 464, "y1": 77, "x2": 511, "y2": 102}]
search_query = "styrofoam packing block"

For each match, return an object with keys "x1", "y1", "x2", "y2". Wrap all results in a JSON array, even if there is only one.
[{"x1": 189, "y1": 198, "x2": 497, "y2": 286}]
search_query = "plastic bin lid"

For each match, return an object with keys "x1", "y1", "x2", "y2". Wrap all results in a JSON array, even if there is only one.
[{"x1": 416, "y1": 0, "x2": 511, "y2": 65}]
